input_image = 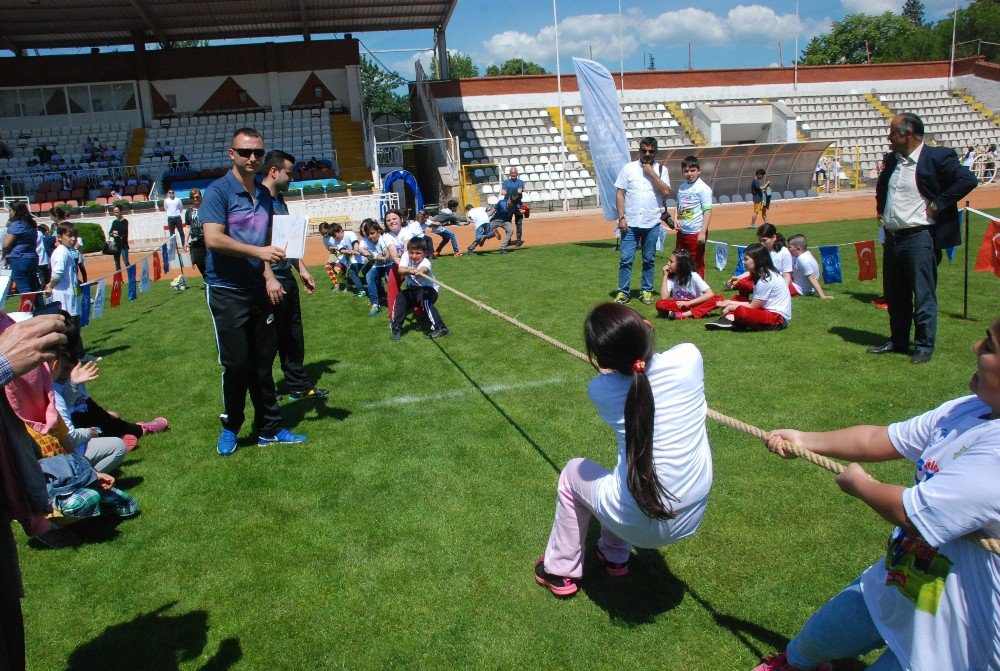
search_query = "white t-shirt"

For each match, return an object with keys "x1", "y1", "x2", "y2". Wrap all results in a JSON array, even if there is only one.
[
  {"x1": 467, "y1": 207, "x2": 490, "y2": 228},
  {"x1": 770, "y1": 246, "x2": 793, "y2": 276},
  {"x1": 321, "y1": 233, "x2": 336, "y2": 252},
  {"x1": 404, "y1": 220, "x2": 424, "y2": 240},
  {"x1": 858, "y1": 396, "x2": 1000, "y2": 671},
  {"x1": 675, "y1": 178, "x2": 713, "y2": 235},
  {"x1": 588, "y1": 343, "x2": 713, "y2": 549},
  {"x1": 35, "y1": 230, "x2": 49, "y2": 267},
  {"x1": 334, "y1": 231, "x2": 362, "y2": 265},
  {"x1": 399, "y1": 252, "x2": 439, "y2": 292},
  {"x1": 667, "y1": 272, "x2": 710, "y2": 301},
  {"x1": 791, "y1": 251, "x2": 820, "y2": 295},
  {"x1": 752, "y1": 270, "x2": 792, "y2": 321},
  {"x1": 376, "y1": 230, "x2": 405, "y2": 264},
  {"x1": 360, "y1": 235, "x2": 387, "y2": 267},
  {"x1": 49, "y1": 245, "x2": 81, "y2": 316},
  {"x1": 614, "y1": 161, "x2": 669, "y2": 229},
  {"x1": 163, "y1": 196, "x2": 183, "y2": 217}
]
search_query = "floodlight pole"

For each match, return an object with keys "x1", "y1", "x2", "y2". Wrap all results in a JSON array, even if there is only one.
[
  {"x1": 948, "y1": 0, "x2": 958, "y2": 90},
  {"x1": 618, "y1": 0, "x2": 625, "y2": 97},
  {"x1": 793, "y1": 0, "x2": 799, "y2": 91},
  {"x1": 554, "y1": 0, "x2": 568, "y2": 211}
]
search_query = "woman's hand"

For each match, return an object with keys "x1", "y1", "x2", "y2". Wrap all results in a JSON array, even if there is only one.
[{"x1": 765, "y1": 429, "x2": 804, "y2": 459}]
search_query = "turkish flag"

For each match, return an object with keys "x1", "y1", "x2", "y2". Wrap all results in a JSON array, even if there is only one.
[
  {"x1": 110, "y1": 272, "x2": 123, "y2": 307},
  {"x1": 973, "y1": 220, "x2": 1000, "y2": 279},
  {"x1": 152, "y1": 252, "x2": 162, "y2": 282},
  {"x1": 855, "y1": 240, "x2": 877, "y2": 281},
  {"x1": 18, "y1": 293, "x2": 37, "y2": 312}
]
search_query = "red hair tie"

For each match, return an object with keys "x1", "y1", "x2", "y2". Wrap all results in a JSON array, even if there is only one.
[{"x1": 632, "y1": 359, "x2": 646, "y2": 373}]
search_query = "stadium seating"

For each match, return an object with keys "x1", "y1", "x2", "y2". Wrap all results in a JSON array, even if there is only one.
[{"x1": 878, "y1": 90, "x2": 996, "y2": 151}]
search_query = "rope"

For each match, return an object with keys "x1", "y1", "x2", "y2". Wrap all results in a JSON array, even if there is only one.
[{"x1": 418, "y1": 271, "x2": 1000, "y2": 557}]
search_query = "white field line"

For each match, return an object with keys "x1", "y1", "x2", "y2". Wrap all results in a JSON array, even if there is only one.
[{"x1": 362, "y1": 377, "x2": 568, "y2": 410}]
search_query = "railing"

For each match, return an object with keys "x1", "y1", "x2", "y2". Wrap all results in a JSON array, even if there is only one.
[
  {"x1": 413, "y1": 62, "x2": 459, "y2": 182},
  {"x1": 376, "y1": 145, "x2": 404, "y2": 168}
]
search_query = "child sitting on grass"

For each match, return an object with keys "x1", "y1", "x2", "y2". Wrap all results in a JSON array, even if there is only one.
[
  {"x1": 391, "y1": 237, "x2": 450, "y2": 341},
  {"x1": 725, "y1": 222, "x2": 793, "y2": 297},
  {"x1": 707, "y1": 243, "x2": 791, "y2": 331},
  {"x1": 655, "y1": 249, "x2": 722, "y2": 320},
  {"x1": 787, "y1": 234, "x2": 834, "y2": 300}
]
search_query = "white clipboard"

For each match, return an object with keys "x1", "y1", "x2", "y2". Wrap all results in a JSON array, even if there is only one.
[{"x1": 271, "y1": 214, "x2": 308, "y2": 259}]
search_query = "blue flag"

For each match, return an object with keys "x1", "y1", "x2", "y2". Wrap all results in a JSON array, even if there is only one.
[
  {"x1": 127, "y1": 265, "x2": 137, "y2": 301},
  {"x1": 946, "y1": 246, "x2": 956, "y2": 261},
  {"x1": 819, "y1": 245, "x2": 843, "y2": 284},
  {"x1": 715, "y1": 242, "x2": 729, "y2": 272},
  {"x1": 734, "y1": 246, "x2": 747, "y2": 275},
  {"x1": 162, "y1": 244, "x2": 170, "y2": 273},
  {"x1": 140, "y1": 258, "x2": 151, "y2": 293},
  {"x1": 80, "y1": 284, "x2": 91, "y2": 327}
]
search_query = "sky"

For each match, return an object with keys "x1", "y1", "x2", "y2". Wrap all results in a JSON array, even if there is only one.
[{"x1": 360, "y1": 0, "x2": 967, "y2": 79}]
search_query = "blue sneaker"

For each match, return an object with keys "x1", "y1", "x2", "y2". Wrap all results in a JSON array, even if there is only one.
[
  {"x1": 257, "y1": 428, "x2": 307, "y2": 446},
  {"x1": 368, "y1": 304, "x2": 379, "y2": 317},
  {"x1": 217, "y1": 428, "x2": 239, "y2": 456}
]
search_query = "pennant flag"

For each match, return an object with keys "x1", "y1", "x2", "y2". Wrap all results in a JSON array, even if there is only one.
[
  {"x1": 572, "y1": 58, "x2": 631, "y2": 221},
  {"x1": 734, "y1": 246, "x2": 747, "y2": 275},
  {"x1": 152, "y1": 251, "x2": 163, "y2": 281},
  {"x1": 168, "y1": 237, "x2": 179, "y2": 265},
  {"x1": 945, "y1": 246, "x2": 956, "y2": 261},
  {"x1": 854, "y1": 240, "x2": 877, "y2": 281},
  {"x1": 819, "y1": 245, "x2": 843, "y2": 284},
  {"x1": 162, "y1": 244, "x2": 171, "y2": 273},
  {"x1": 715, "y1": 242, "x2": 729, "y2": 272},
  {"x1": 92, "y1": 280, "x2": 106, "y2": 319},
  {"x1": 18, "y1": 292, "x2": 38, "y2": 312},
  {"x1": 973, "y1": 218, "x2": 1000, "y2": 278},
  {"x1": 80, "y1": 284, "x2": 91, "y2": 327},
  {"x1": 110, "y1": 272, "x2": 123, "y2": 307},
  {"x1": 127, "y1": 265, "x2": 137, "y2": 301},
  {"x1": 139, "y1": 258, "x2": 151, "y2": 293}
]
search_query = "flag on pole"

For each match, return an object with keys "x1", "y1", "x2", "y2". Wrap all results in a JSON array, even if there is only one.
[
  {"x1": 945, "y1": 246, "x2": 956, "y2": 261},
  {"x1": 161, "y1": 244, "x2": 170, "y2": 273},
  {"x1": 572, "y1": 57, "x2": 631, "y2": 222},
  {"x1": 18, "y1": 293, "x2": 38, "y2": 312},
  {"x1": 139, "y1": 258, "x2": 151, "y2": 293},
  {"x1": 110, "y1": 272, "x2": 123, "y2": 307},
  {"x1": 715, "y1": 242, "x2": 729, "y2": 272},
  {"x1": 734, "y1": 246, "x2": 747, "y2": 275},
  {"x1": 854, "y1": 240, "x2": 877, "y2": 281},
  {"x1": 819, "y1": 245, "x2": 843, "y2": 284},
  {"x1": 80, "y1": 284, "x2": 91, "y2": 327},
  {"x1": 127, "y1": 265, "x2": 137, "y2": 301},
  {"x1": 152, "y1": 252, "x2": 162, "y2": 281},
  {"x1": 92, "y1": 280, "x2": 106, "y2": 319}
]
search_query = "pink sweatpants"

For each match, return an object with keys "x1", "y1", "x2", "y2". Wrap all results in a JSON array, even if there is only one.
[{"x1": 543, "y1": 458, "x2": 631, "y2": 579}]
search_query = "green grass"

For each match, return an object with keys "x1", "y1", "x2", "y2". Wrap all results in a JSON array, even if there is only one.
[{"x1": 15, "y1": 211, "x2": 999, "y2": 670}]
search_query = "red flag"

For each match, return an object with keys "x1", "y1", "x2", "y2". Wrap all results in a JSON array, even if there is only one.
[
  {"x1": 18, "y1": 293, "x2": 37, "y2": 312},
  {"x1": 110, "y1": 272, "x2": 123, "y2": 307},
  {"x1": 973, "y1": 220, "x2": 1000, "y2": 279},
  {"x1": 855, "y1": 240, "x2": 877, "y2": 281},
  {"x1": 152, "y1": 252, "x2": 163, "y2": 282}
]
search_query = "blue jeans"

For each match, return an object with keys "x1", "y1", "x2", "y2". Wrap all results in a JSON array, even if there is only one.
[
  {"x1": 618, "y1": 226, "x2": 658, "y2": 293},
  {"x1": 345, "y1": 262, "x2": 365, "y2": 294},
  {"x1": 433, "y1": 228, "x2": 459, "y2": 254},
  {"x1": 8, "y1": 256, "x2": 40, "y2": 294},
  {"x1": 786, "y1": 578, "x2": 901, "y2": 671},
  {"x1": 365, "y1": 265, "x2": 389, "y2": 304},
  {"x1": 113, "y1": 248, "x2": 130, "y2": 271},
  {"x1": 470, "y1": 224, "x2": 491, "y2": 248}
]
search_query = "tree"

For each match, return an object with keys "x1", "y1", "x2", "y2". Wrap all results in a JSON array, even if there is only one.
[
  {"x1": 801, "y1": 13, "x2": 935, "y2": 64},
  {"x1": 360, "y1": 57, "x2": 410, "y2": 121},
  {"x1": 648, "y1": 54, "x2": 656, "y2": 70},
  {"x1": 484, "y1": 58, "x2": 547, "y2": 76},
  {"x1": 429, "y1": 51, "x2": 479, "y2": 79},
  {"x1": 903, "y1": 0, "x2": 925, "y2": 26}
]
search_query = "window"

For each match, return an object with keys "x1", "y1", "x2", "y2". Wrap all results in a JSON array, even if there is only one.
[
  {"x1": 0, "y1": 90, "x2": 19, "y2": 118},
  {"x1": 313, "y1": 85, "x2": 323, "y2": 99},
  {"x1": 42, "y1": 87, "x2": 67, "y2": 115},
  {"x1": 238, "y1": 89, "x2": 248, "y2": 104}
]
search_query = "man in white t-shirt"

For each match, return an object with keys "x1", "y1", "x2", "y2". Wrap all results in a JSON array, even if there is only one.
[
  {"x1": 163, "y1": 189, "x2": 185, "y2": 248},
  {"x1": 613, "y1": 137, "x2": 671, "y2": 305},
  {"x1": 674, "y1": 156, "x2": 713, "y2": 279},
  {"x1": 787, "y1": 234, "x2": 834, "y2": 299}
]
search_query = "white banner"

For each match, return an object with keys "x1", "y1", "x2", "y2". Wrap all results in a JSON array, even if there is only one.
[
  {"x1": 573, "y1": 57, "x2": 630, "y2": 221},
  {"x1": 92, "y1": 280, "x2": 106, "y2": 319},
  {"x1": 139, "y1": 258, "x2": 151, "y2": 293}
]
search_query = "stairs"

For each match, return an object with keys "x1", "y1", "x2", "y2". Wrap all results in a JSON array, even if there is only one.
[
  {"x1": 330, "y1": 113, "x2": 370, "y2": 182},
  {"x1": 953, "y1": 89, "x2": 1000, "y2": 127},
  {"x1": 125, "y1": 128, "x2": 146, "y2": 167},
  {"x1": 546, "y1": 107, "x2": 594, "y2": 175},
  {"x1": 865, "y1": 93, "x2": 894, "y2": 121},
  {"x1": 665, "y1": 102, "x2": 705, "y2": 145}
]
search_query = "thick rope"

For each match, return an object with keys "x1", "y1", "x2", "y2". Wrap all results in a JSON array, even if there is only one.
[{"x1": 419, "y1": 272, "x2": 1000, "y2": 557}]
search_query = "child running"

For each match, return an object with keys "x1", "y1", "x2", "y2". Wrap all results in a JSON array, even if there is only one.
[
  {"x1": 391, "y1": 237, "x2": 450, "y2": 341},
  {"x1": 707, "y1": 243, "x2": 791, "y2": 331},
  {"x1": 655, "y1": 249, "x2": 722, "y2": 320},
  {"x1": 787, "y1": 234, "x2": 834, "y2": 300},
  {"x1": 534, "y1": 303, "x2": 713, "y2": 597}
]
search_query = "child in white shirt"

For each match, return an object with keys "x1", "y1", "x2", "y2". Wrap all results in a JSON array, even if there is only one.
[
  {"x1": 390, "y1": 237, "x2": 449, "y2": 341},
  {"x1": 46, "y1": 222, "x2": 85, "y2": 358},
  {"x1": 787, "y1": 234, "x2": 834, "y2": 300},
  {"x1": 655, "y1": 249, "x2": 721, "y2": 320},
  {"x1": 708, "y1": 243, "x2": 791, "y2": 331},
  {"x1": 674, "y1": 156, "x2": 713, "y2": 278}
]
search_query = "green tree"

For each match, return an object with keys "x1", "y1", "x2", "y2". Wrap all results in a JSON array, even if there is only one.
[
  {"x1": 484, "y1": 58, "x2": 547, "y2": 76},
  {"x1": 801, "y1": 13, "x2": 935, "y2": 64},
  {"x1": 430, "y1": 51, "x2": 479, "y2": 79},
  {"x1": 902, "y1": 0, "x2": 925, "y2": 26},
  {"x1": 947, "y1": 0, "x2": 1000, "y2": 61},
  {"x1": 360, "y1": 57, "x2": 410, "y2": 121}
]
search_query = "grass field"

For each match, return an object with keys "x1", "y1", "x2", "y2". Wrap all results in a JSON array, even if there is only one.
[{"x1": 13, "y1": 210, "x2": 999, "y2": 671}]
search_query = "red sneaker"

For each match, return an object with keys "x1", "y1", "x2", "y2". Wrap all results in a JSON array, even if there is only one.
[
  {"x1": 122, "y1": 435, "x2": 139, "y2": 451},
  {"x1": 751, "y1": 651, "x2": 831, "y2": 671},
  {"x1": 533, "y1": 557, "x2": 578, "y2": 597}
]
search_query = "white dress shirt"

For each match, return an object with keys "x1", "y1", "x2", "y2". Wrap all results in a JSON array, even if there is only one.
[{"x1": 883, "y1": 143, "x2": 931, "y2": 231}]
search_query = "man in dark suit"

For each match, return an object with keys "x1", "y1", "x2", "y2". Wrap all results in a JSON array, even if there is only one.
[{"x1": 869, "y1": 113, "x2": 977, "y2": 364}]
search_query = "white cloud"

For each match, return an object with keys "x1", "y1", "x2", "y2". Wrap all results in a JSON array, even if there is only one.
[
  {"x1": 389, "y1": 50, "x2": 434, "y2": 80},
  {"x1": 481, "y1": 13, "x2": 639, "y2": 66},
  {"x1": 841, "y1": 0, "x2": 900, "y2": 13}
]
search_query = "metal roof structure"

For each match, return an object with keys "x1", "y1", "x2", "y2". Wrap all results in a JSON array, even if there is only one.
[{"x1": 0, "y1": 0, "x2": 459, "y2": 52}]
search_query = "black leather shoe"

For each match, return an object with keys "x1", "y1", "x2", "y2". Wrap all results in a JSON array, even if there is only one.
[
  {"x1": 866, "y1": 342, "x2": 898, "y2": 354},
  {"x1": 910, "y1": 352, "x2": 932, "y2": 365}
]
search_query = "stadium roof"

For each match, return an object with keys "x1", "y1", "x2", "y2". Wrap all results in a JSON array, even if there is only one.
[{"x1": 0, "y1": 0, "x2": 459, "y2": 51}]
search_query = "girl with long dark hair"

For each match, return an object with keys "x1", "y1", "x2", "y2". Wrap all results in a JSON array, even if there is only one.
[
  {"x1": 707, "y1": 243, "x2": 791, "y2": 331},
  {"x1": 534, "y1": 303, "x2": 713, "y2": 596},
  {"x1": 655, "y1": 248, "x2": 722, "y2": 320}
]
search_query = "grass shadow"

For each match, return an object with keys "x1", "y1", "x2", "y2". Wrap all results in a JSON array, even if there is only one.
[
  {"x1": 574, "y1": 240, "x2": 617, "y2": 250},
  {"x1": 89, "y1": 344, "x2": 131, "y2": 359},
  {"x1": 579, "y1": 542, "x2": 685, "y2": 627},
  {"x1": 431, "y1": 341, "x2": 560, "y2": 474},
  {"x1": 28, "y1": 516, "x2": 130, "y2": 550},
  {"x1": 66, "y1": 601, "x2": 242, "y2": 671},
  {"x1": 276, "y1": 358, "x2": 340, "y2": 395},
  {"x1": 114, "y1": 475, "x2": 144, "y2": 489},
  {"x1": 827, "y1": 325, "x2": 886, "y2": 347}
]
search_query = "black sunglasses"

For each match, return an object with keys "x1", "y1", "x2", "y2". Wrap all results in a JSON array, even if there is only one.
[
  {"x1": 639, "y1": 148, "x2": 657, "y2": 154},
  {"x1": 233, "y1": 147, "x2": 265, "y2": 158}
]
